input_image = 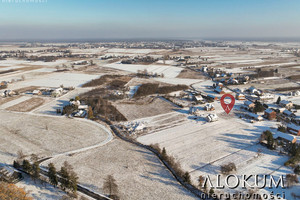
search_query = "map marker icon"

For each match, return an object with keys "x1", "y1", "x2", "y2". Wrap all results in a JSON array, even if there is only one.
[{"x1": 220, "y1": 94, "x2": 235, "y2": 114}]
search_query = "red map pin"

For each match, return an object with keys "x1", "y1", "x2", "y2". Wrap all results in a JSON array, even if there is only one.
[{"x1": 220, "y1": 93, "x2": 235, "y2": 114}]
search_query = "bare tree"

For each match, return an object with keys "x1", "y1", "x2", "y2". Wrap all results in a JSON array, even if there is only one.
[{"x1": 16, "y1": 150, "x2": 25, "y2": 164}]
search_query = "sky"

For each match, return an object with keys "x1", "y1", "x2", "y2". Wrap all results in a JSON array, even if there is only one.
[{"x1": 0, "y1": 0, "x2": 300, "y2": 41}]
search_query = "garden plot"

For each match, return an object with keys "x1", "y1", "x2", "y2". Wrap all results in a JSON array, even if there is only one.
[
  {"x1": 113, "y1": 97, "x2": 177, "y2": 121},
  {"x1": 0, "y1": 112, "x2": 109, "y2": 164},
  {"x1": 6, "y1": 97, "x2": 45, "y2": 112},
  {"x1": 19, "y1": 72, "x2": 101, "y2": 88},
  {"x1": 104, "y1": 63, "x2": 183, "y2": 78},
  {"x1": 0, "y1": 95, "x2": 31, "y2": 109},
  {"x1": 42, "y1": 139, "x2": 197, "y2": 200}
]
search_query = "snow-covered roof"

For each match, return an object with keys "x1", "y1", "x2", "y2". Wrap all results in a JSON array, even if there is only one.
[
  {"x1": 287, "y1": 123, "x2": 300, "y2": 131},
  {"x1": 265, "y1": 108, "x2": 275, "y2": 114},
  {"x1": 244, "y1": 100, "x2": 254, "y2": 106},
  {"x1": 283, "y1": 109, "x2": 293, "y2": 116},
  {"x1": 273, "y1": 130, "x2": 296, "y2": 142},
  {"x1": 247, "y1": 112, "x2": 263, "y2": 120},
  {"x1": 280, "y1": 100, "x2": 291, "y2": 105}
]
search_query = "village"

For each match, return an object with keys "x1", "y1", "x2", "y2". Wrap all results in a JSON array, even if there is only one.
[{"x1": 0, "y1": 40, "x2": 299, "y2": 199}]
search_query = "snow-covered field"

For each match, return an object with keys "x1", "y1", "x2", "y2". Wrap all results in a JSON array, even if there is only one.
[
  {"x1": 104, "y1": 63, "x2": 183, "y2": 78},
  {"x1": 106, "y1": 48, "x2": 164, "y2": 54},
  {"x1": 43, "y1": 139, "x2": 198, "y2": 200},
  {"x1": 0, "y1": 111, "x2": 109, "y2": 164},
  {"x1": 154, "y1": 77, "x2": 202, "y2": 85},
  {"x1": 19, "y1": 72, "x2": 101, "y2": 87},
  {"x1": 16, "y1": 174, "x2": 67, "y2": 200}
]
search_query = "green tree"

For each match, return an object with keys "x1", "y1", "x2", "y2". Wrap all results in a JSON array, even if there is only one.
[
  {"x1": 253, "y1": 101, "x2": 265, "y2": 113},
  {"x1": 60, "y1": 163, "x2": 70, "y2": 191},
  {"x1": 31, "y1": 162, "x2": 40, "y2": 183},
  {"x1": 209, "y1": 188, "x2": 215, "y2": 196},
  {"x1": 48, "y1": 163, "x2": 58, "y2": 187},
  {"x1": 162, "y1": 147, "x2": 167, "y2": 160},
  {"x1": 182, "y1": 172, "x2": 191, "y2": 184},
  {"x1": 276, "y1": 96, "x2": 281, "y2": 104},
  {"x1": 69, "y1": 171, "x2": 78, "y2": 193},
  {"x1": 22, "y1": 160, "x2": 32, "y2": 174},
  {"x1": 294, "y1": 165, "x2": 300, "y2": 175},
  {"x1": 277, "y1": 125, "x2": 286, "y2": 133},
  {"x1": 263, "y1": 130, "x2": 275, "y2": 149}
]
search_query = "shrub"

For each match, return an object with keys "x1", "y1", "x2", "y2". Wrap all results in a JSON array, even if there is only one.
[
  {"x1": 0, "y1": 181, "x2": 33, "y2": 200},
  {"x1": 294, "y1": 165, "x2": 300, "y2": 175},
  {"x1": 221, "y1": 163, "x2": 236, "y2": 175},
  {"x1": 182, "y1": 172, "x2": 191, "y2": 184},
  {"x1": 286, "y1": 174, "x2": 299, "y2": 187},
  {"x1": 134, "y1": 83, "x2": 188, "y2": 98},
  {"x1": 277, "y1": 125, "x2": 286, "y2": 133}
]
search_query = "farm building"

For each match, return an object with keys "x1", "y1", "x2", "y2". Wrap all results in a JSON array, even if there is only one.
[
  {"x1": 244, "y1": 100, "x2": 255, "y2": 110},
  {"x1": 248, "y1": 86, "x2": 261, "y2": 95},
  {"x1": 273, "y1": 131, "x2": 297, "y2": 144},
  {"x1": 73, "y1": 110, "x2": 87, "y2": 118},
  {"x1": 214, "y1": 86, "x2": 225, "y2": 94},
  {"x1": 279, "y1": 100, "x2": 293, "y2": 109},
  {"x1": 206, "y1": 114, "x2": 218, "y2": 122},
  {"x1": 216, "y1": 82, "x2": 224, "y2": 88},
  {"x1": 51, "y1": 87, "x2": 63, "y2": 98},
  {"x1": 70, "y1": 100, "x2": 81, "y2": 106},
  {"x1": 204, "y1": 103, "x2": 215, "y2": 111},
  {"x1": 287, "y1": 124, "x2": 300, "y2": 136},
  {"x1": 259, "y1": 93, "x2": 274, "y2": 101},
  {"x1": 264, "y1": 108, "x2": 277, "y2": 120},
  {"x1": 194, "y1": 95, "x2": 204, "y2": 102},
  {"x1": 0, "y1": 90, "x2": 5, "y2": 97},
  {"x1": 236, "y1": 93, "x2": 246, "y2": 100},
  {"x1": 283, "y1": 109, "x2": 295, "y2": 117},
  {"x1": 227, "y1": 78, "x2": 239, "y2": 84},
  {"x1": 246, "y1": 113, "x2": 263, "y2": 121},
  {"x1": 0, "y1": 81, "x2": 8, "y2": 88},
  {"x1": 78, "y1": 105, "x2": 88, "y2": 110},
  {"x1": 0, "y1": 165, "x2": 22, "y2": 183},
  {"x1": 207, "y1": 94, "x2": 218, "y2": 101},
  {"x1": 32, "y1": 90, "x2": 42, "y2": 95}
]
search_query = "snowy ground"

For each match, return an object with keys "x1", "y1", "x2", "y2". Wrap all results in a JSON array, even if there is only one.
[
  {"x1": 42, "y1": 139, "x2": 198, "y2": 200},
  {"x1": 0, "y1": 111, "x2": 109, "y2": 164},
  {"x1": 16, "y1": 174, "x2": 67, "y2": 200},
  {"x1": 104, "y1": 63, "x2": 183, "y2": 78},
  {"x1": 18, "y1": 72, "x2": 101, "y2": 88}
]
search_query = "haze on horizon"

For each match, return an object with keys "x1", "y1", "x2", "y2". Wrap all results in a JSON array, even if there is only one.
[{"x1": 0, "y1": 0, "x2": 300, "y2": 41}]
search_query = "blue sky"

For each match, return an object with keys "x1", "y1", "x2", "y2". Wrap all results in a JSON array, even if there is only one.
[{"x1": 0, "y1": 0, "x2": 300, "y2": 40}]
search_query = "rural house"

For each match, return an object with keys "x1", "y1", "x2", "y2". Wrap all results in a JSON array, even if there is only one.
[
  {"x1": 287, "y1": 123, "x2": 300, "y2": 136},
  {"x1": 244, "y1": 100, "x2": 255, "y2": 111},
  {"x1": 280, "y1": 100, "x2": 293, "y2": 109},
  {"x1": 236, "y1": 93, "x2": 246, "y2": 100},
  {"x1": 264, "y1": 108, "x2": 276, "y2": 120}
]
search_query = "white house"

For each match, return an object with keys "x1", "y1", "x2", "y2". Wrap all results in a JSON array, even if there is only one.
[{"x1": 206, "y1": 114, "x2": 218, "y2": 122}]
